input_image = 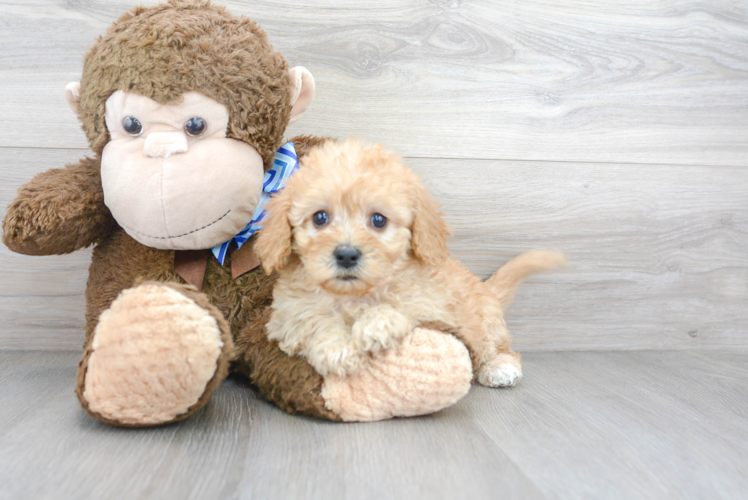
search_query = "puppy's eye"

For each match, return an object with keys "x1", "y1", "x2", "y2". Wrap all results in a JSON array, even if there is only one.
[
  {"x1": 122, "y1": 116, "x2": 143, "y2": 136},
  {"x1": 185, "y1": 117, "x2": 206, "y2": 137},
  {"x1": 313, "y1": 211, "x2": 329, "y2": 227},
  {"x1": 371, "y1": 213, "x2": 387, "y2": 229}
]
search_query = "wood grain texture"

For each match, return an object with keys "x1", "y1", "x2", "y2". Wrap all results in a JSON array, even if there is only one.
[
  {"x1": 0, "y1": 0, "x2": 747, "y2": 165},
  {"x1": 2, "y1": 148, "x2": 747, "y2": 351},
  {"x1": 466, "y1": 350, "x2": 748, "y2": 500},
  {"x1": 409, "y1": 158, "x2": 748, "y2": 351},
  {"x1": 1, "y1": 350, "x2": 746, "y2": 500},
  {"x1": 0, "y1": 148, "x2": 91, "y2": 350},
  {"x1": 1, "y1": 0, "x2": 747, "y2": 350}
]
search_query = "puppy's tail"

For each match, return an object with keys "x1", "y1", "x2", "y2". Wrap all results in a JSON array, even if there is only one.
[{"x1": 485, "y1": 250, "x2": 566, "y2": 311}]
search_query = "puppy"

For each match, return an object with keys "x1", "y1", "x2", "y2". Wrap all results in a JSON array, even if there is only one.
[{"x1": 255, "y1": 138, "x2": 564, "y2": 386}]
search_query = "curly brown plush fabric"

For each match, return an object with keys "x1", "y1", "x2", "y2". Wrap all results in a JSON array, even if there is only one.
[
  {"x1": 78, "y1": 0, "x2": 291, "y2": 170},
  {"x1": 233, "y1": 307, "x2": 341, "y2": 421},
  {"x1": 2, "y1": 157, "x2": 113, "y2": 255}
]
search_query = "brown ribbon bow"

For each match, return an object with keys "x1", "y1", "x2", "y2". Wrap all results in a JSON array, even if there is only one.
[{"x1": 173, "y1": 237, "x2": 261, "y2": 290}]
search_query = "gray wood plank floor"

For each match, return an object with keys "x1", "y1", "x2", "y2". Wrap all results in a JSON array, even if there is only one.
[{"x1": 1, "y1": 350, "x2": 745, "y2": 500}]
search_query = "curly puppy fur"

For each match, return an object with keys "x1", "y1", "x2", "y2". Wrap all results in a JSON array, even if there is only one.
[{"x1": 255, "y1": 138, "x2": 565, "y2": 384}]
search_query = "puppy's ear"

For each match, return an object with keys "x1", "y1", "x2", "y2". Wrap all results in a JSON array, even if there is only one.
[
  {"x1": 255, "y1": 193, "x2": 294, "y2": 273},
  {"x1": 411, "y1": 186, "x2": 451, "y2": 267}
]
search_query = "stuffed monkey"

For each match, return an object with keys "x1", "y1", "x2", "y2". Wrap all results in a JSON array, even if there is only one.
[{"x1": 2, "y1": 0, "x2": 473, "y2": 426}]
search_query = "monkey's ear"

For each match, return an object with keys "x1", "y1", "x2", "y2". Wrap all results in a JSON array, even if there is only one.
[
  {"x1": 288, "y1": 67, "x2": 315, "y2": 124},
  {"x1": 65, "y1": 82, "x2": 81, "y2": 115},
  {"x1": 255, "y1": 193, "x2": 294, "y2": 273}
]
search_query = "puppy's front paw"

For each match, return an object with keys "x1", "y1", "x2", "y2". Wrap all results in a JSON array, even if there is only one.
[
  {"x1": 305, "y1": 335, "x2": 366, "y2": 378},
  {"x1": 352, "y1": 305, "x2": 411, "y2": 354}
]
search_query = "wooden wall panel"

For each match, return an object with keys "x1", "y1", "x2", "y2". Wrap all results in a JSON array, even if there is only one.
[{"x1": 0, "y1": 0, "x2": 747, "y2": 165}]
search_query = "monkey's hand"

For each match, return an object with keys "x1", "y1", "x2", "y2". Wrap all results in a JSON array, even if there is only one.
[
  {"x1": 352, "y1": 304, "x2": 412, "y2": 354},
  {"x1": 2, "y1": 157, "x2": 114, "y2": 255}
]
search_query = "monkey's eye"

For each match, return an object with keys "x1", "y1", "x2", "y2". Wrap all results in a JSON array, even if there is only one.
[
  {"x1": 122, "y1": 116, "x2": 143, "y2": 136},
  {"x1": 371, "y1": 213, "x2": 387, "y2": 229},
  {"x1": 313, "y1": 211, "x2": 329, "y2": 227},
  {"x1": 184, "y1": 117, "x2": 206, "y2": 137}
]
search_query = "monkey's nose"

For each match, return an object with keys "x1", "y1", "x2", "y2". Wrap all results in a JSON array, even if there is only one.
[
  {"x1": 143, "y1": 132, "x2": 188, "y2": 158},
  {"x1": 334, "y1": 246, "x2": 361, "y2": 269}
]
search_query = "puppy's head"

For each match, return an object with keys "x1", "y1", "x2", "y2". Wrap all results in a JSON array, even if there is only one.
[{"x1": 255, "y1": 138, "x2": 451, "y2": 296}]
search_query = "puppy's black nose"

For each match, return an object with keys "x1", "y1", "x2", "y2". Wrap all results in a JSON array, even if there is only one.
[{"x1": 334, "y1": 246, "x2": 361, "y2": 269}]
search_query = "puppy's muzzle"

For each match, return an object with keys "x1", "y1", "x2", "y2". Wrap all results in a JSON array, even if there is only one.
[{"x1": 334, "y1": 245, "x2": 361, "y2": 270}]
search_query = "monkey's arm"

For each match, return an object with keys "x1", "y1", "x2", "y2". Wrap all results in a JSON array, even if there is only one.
[
  {"x1": 2, "y1": 156, "x2": 114, "y2": 255},
  {"x1": 233, "y1": 306, "x2": 344, "y2": 420},
  {"x1": 234, "y1": 309, "x2": 473, "y2": 422}
]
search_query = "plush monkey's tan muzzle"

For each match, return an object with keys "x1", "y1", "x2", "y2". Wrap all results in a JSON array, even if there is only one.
[
  {"x1": 100, "y1": 90, "x2": 267, "y2": 250},
  {"x1": 143, "y1": 132, "x2": 188, "y2": 158}
]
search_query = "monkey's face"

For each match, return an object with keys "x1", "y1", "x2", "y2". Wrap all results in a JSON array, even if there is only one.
[{"x1": 100, "y1": 91, "x2": 265, "y2": 250}]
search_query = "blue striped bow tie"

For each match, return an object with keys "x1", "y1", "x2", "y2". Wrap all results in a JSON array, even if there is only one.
[{"x1": 211, "y1": 141, "x2": 299, "y2": 265}]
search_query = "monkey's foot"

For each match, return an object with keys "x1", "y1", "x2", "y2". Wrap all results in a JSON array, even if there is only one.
[
  {"x1": 77, "y1": 282, "x2": 233, "y2": 426},
  {"x1": 320, "y1": 327, "x2": 473, "y2": 421}
]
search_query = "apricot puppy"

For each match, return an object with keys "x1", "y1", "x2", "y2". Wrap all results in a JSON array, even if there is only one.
[{"x1": 255, "y1": 138, "x2": 564, "y2": 384}]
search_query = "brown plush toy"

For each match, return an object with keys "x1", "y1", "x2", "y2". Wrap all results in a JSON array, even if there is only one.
[{"x1": 2, "y1": 0, "x2": 474, "y2": 426}]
